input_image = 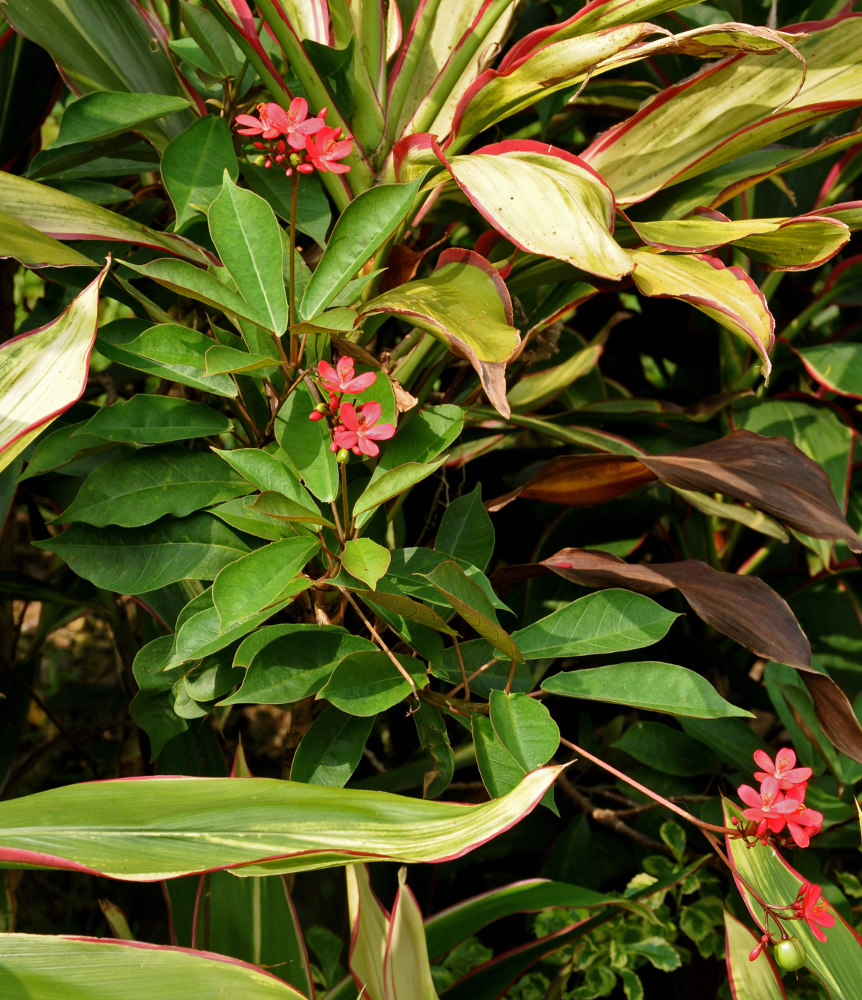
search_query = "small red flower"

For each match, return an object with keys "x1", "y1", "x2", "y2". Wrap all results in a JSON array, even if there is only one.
[
  {"x1": 332, "y1": 401, "x2": 395, "y2": 457},
  {"x1": 753, "y1": 748, "x2": 812, "y2": 790},
  {"x1": 318, "y1": 357, "x2": 376, "y2": 395},
  {"x1": 782, "y1": 784, "x2": 823, "y2": 848},
  {"x1": 738, "y1": 776, "x2": 798, "y2": 839},
  {"x1": 235, "y1": 102, "x2": 290, "y2": 139},
  {"x1": 794, "y1": 884, "x2": 835, "y2": 943},
  {"x1": 280, "y1": 96, "x2": 326, "y2": 150},
  {"x1": 304, "y1": 125, "x2": 353, "y2": 174}
]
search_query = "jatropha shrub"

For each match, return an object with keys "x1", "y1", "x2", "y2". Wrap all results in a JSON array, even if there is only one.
[{"x1": 1, "y1": 0, "x2": 862, "y2": 997}]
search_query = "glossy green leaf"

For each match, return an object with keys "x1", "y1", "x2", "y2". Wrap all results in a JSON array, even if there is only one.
[
  {"x1": 58, "y1": 448, "x2": 252, "y2": 527},
  {"x1": 614, "y1": 721, "x2": 717, "y2": 775},
  {"x1": 163, "y1": 116, "x2": 239, "y2": 230},
  {"x1": 725, "y1": 800, "x2": 862, "y2": 998},
  {"x1": 724, "y1": 911, "x2": 788, "y2": 1000},
  {"x1": 375, "y1": 404, "x2": 464, "y2": 471},
  {"x1": 242, "y1": 165, "x2": 331, "y2": 248},
  {"x1": 209, "y1": 172, "x2": 287, "y2": 336},
  {"x1": 291, "y1": 708, "x2": 374, "y2": 786},
  {"x1": 0, "y1": 933, "x2": 309, "y2": 1000},
  {"x1": 212, "y1": 536, "x2": 320, "y2": 630},
  {"x1": 480, "y1": 691, "x2": 560, "y2": 801},
  {"x1": 210, "y1": 497, "x2": 299, "y2": 542},
  {"x1": 35, "y1": 513, "x2": 251, "y2": 594},
  {"x1": 355, "y1": 588, "x2": 457, "y2": 637},
  {"x1": 78, "y1": 396, "x2": 231, "y2": 444},
  {"x1": 435, "y1": 485, "x2": 494, "y2": 571},
  {"x1": 797, "y1": 344, "x2": 862, "y2": 399},
  {"x1": 542, "y1": 661, "x2": 752, "y2": 719},
  {"x1": 300, "y1": 179, "x2": 422, "y2": 320},
  {"x1": 120, "y1": 257, "x2": 274, "y2": 330},
  {"x1": 353, "y1": 458, "x2": 447, "y2": 529},
  {"x1": 0, "y1": 172, "x2": 210, "y2": 264},
  {"x1": 223, "y1": 625, "x2": 376, "y2": 706},
  {"x1": 628, "y1": 250, "x2": 774, "y2": 378},
  {"x1": 164, "y1": 579, "x2": 313, "y2": 671},
  {"x1": 0, "y1": 767, "x2": 562, "y2": 879},
  {"x1": 341, "y1": 538, "x2": 391, "y2": 591},
  {"x1": 252, "y1": 492, "x2": 333, "y2": 529},
  {"x1": 130, "y1": 636, "x2": 189, "y2": 757},
  {"x1": 317, "y1": 650, "x2": 428, "y2": 716},
  {"x1": 274, "y1": 384, "x2": 339, "y2": 502},
  {"x1": 213, "y1": 447, "x2": 311, "y2": 502},
  {"x1": 98, "y1": 322, "x2": 238, "y2": 398},
  {"x1": 473, "y1": 715, "x2": 526, "y2": 799},
  {"x1": 514, "y1": 589, "x2": 678, "y2": 659},
  {"x1": 208, "y1": 871, "x2": 314, "y2": 995},
  {"x1": 0, "y1": 209, "x2": 95, "y2": 268},
  {"x1": 53, "y1": 92, "x2": 191, "y2": 147},
  {"x1": 0, "y1": 264, "x2": 105, "y2": 473},
  {"x1": 362, "y1": 249, "x2": 519, "y2": 417},
  {"x1": 204, "y1": 344, "x2": 279, "y2": 374}
]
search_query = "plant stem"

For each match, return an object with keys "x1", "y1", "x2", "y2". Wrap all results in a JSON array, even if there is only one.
[{"x1": 289, "y1": 171, "x2": 299, "y2": 369}]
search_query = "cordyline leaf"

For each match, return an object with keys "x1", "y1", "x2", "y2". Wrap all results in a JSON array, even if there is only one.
[
  {"x1": 630, "y1": 212, "x2": 850, "y2": 271},
  {"x1": 724, "y1": 912, "x2": 787, "y2": 1000},
  {"x1": 0, "y1": 172, "x2": 212, "y2": 264},
  {"x1": 628, "y1": 250, "x2": 774, "y2": 378},
  {"x1": 361, "y1": 248, "x2": 519, "y2": 417},
  {"x1": 725, "y1": 800, "x2": 862, "y2": 997},
  {"x1": 536, "y1": 549, "x2": 862, "y2": 761},
  {"x1": 0, "y1": 933, "x2": 309, "y2": 1000},
  {"x1": 347, "y1": 865, "x2": 389, "y2": 1000},
  {"x1": 384, "y1": 869, "x2": 440, "y2": 1000},
  {"x1": 0, "y1": 210, "x2": 95, "y2": 268},
  {"x1": 0, "y1": 768, "x2": 561, "y2": 880},
  {"x1": 583, "y1": 16, "x2": 862, "y2": 206},
  {"x1": 0, "y1": 263, "x2": 107, "y2": 474},
  {"x1": 488, "y1": 430, "x2": 862, "y2": 554},
  {"x1": 427, "y1": 137, "x2": 632, "y2": 282}
]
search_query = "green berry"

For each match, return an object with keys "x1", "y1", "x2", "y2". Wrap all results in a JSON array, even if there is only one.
[
  {"x1": 774, "y1": 937, "x2": 806, "y2": 971},
  {"x1": 336, "y1": 448, "x2": 350, "y2": 464}
]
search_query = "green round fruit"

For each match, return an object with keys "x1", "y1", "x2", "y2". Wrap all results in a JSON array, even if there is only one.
[
  {"x1": 336, "y1": 448, "x2": 351, "y2": 464},
  {"x1": 774, "y1": 937, "x2": 807, "y2": 971}
]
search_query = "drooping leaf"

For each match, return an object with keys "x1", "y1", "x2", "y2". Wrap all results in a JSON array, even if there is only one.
[
  {"x1": 341, "y1": 538, "x2": 391, "y2": 591},
  {"x1": 52, "y1": 92, "x2": 191, "y2": 147},
  {"x1": 542, "y1": 662, "x2": 752, "y2": 719},
  {"x1": 274, "y1": 383, "x2": 339, "y2": 502},
  {"x1": 489, "y1": 691, "x2": 560, "y2": 785},
  {"x1": 35, "y1": 513, "x2": 251, "y2": 594},
  {"x1": 0, "y1": 768, "x2": 562, "y2": 878},
  {"x1": 362, "y1": 248, "x2": 519, "y2": 416},
  {"x1": 0, "y1": 263, "x2": 106, "y2": 473},
  {"x1": 0, "y1": 210, "x2": 95, "y2": 268},
  {"x1": 413, "y1": 702, "x2": 455, "y2": 799},
  {"x1": 291, "y1": 707, "x2": 374, "y2": 787},
  {"x1": 435, "y1": 485, "x2": 495, "y2": 571},
  {"x1": 0, "y1": 933, "x2": 309, "y2": 1000}
]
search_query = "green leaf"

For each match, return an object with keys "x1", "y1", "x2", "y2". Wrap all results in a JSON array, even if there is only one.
[
  {"x1": 242, "y1": 165, "x2": 331, "y2": 248},
  {"x1": 346, "y1": 865, "x2": 388, "y2": 1000},
  {"x1": 414, "y1": 702, "x2": 455, "y2": 799},
  {"x1": 130, "y1": 636, "x2": 189, "y2": 758},
  {"x1": 420, "y1": 560, "x2": 522, "y2": 663},
  {"x1": 274, "y1": 384, "x2": 339, "y2": 503},
  {"x1": 210, "y1": 496, "x2": 300, "y2": 542},
  {"x1": 209, "y1": 172, "x2": 287, "y2": 336},
  {"x1": 798, "y1": 344, "x2": 862, "y2": 398},
  {"x1": 0, "y1": 934, "x2": 309, "y2": 1000},
  {"x1": 614, "y1": 721, "x2": 717, "y2": 775},
  {"x1": 58, "y1": 448, "x2": 252, "y2": 527},
  {"x1": 317, "y1": 650, "x2": 428, "y2": 716},
  {"x1": 0, "y1": 171, "x2": 210, "y2": 263},
  {"x1": 35, "y1": 513, "x2": 251, "y2": 594},
  {"x1": 0, "y1": 264, "x2": 105, "y2": 473},
  {"x1": 628, "y1": 250, "x2": 774, "y2": 378},
  {"x1": 361, "y1": 249, "x2": 519, "y2": 417},
  {"x1": 490, "y1": 691, "x2": 560, "y2": 775},
  {"x1": 542, "y1": 662, "x2": 752, "y2": 719},
  {"x1": 384, "y1": 869, "x2": 441, "y2": 1000},
  {"x1": 341, "y1": 538, "x2": 390, "y2": 591},
  {"x1": 223, "y1": 625, "x2": 376, "y2": 705},
  {"x1": 291, "y1": 708, "x2": 374, "y2": 786},
  {"x1": 435, "y1": 485, "x2": 494, "y2": 571},
  {"x1": 98, "y1": 322, "x2": 238, "y2": 398},
  {"x1": 724, "y1": 911, "x2": 787, "y2": 1000},
  {"x1": 514, "y1": 590, "x2": 679, "y2": 659},
  {"x1": 0, "y1": 209, "x2": 95, "y2": 268},
  {"x1": 353, "y1": 458, "x2": 447, "y2": 529},
  {"x1": 353, "y1": 588, "x2": 457, "y2": 637},
  {"x1": 0, "y1": 768, "x2": 562, "y2": 878},
  {"x1": 252, "y1": 492, "x2": 333, "y2": 529},
  {"x1": 212, "y1": 536, "x2": 320, "y2": 630},
  {"x1": 204, "y1": 344, "x2": 279, "y2": 374},
  {"x1": 162, "y1": 116, "x2": 239, "y2": 230},
  {"x1": 213, "y1": 447, "x2": 313, "y2": 505},
  {"x1": 53, "y1": 92, "x2": 191, "y2": 147},
  {"x1": 473, "y1": 715, "x2": 525, "y2": 799},
  {"x1": 375, "y1": 404, "x2": 464, "y2": 472},
  {"x1": 77, "y1": 396, "x2": 231, "y2": 444},
  {"x1": 300, "y1": 179, "x2": 422, "y2": 320}
]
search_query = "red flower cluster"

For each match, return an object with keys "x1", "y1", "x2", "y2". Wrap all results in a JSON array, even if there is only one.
[
  {"x1": 235, "y1": 98, "x2": 352, "y2": 176},
  {"x1": 736, "y1": 748, "x2": 822, "y2": 848},
  {"x1": 309, "y1": 357, "x2": 396, "y2": 458},
  {"x1": 793, "y1": 883, "x2": 835, "y2": 943}
]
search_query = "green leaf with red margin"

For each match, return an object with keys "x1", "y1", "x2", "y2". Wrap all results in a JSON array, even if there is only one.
[
  {"x1": 0, "y1": 263, "x2": 107, "y2": 474},
  {"x1": 724, "y1": 911, "x2": 788, "y2": 1000},
  {"x1": 361, "y1": 248, "x2": 519, "y2": 417},
  {"x1": 583, "y1": 16, "x2": 862, "y2": 206},
  {"x1": 724, "y1": 799, "x2": 862, "y2": 999},
  {"x1": 346, "y1": 864, "x2": 389, "y2": 1000},
  {"x1": 0, "y1": 933, "x2": 310, "y2": 999},
  {"x1": 0, "y1": 767, "x2": 562, "y2": 879},
  {"x1": 628, "y1": 250, "x2": 774, "y2": 379},
  {"x1": 0, "y1": 211, "x2": 96, "y2": 268},
  {"x1": 383, "y1": 869, "x2": 440, "y2": 1000},
  {"x1": 0, "y1": 171, "x2": 212, "y2": 265}
]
